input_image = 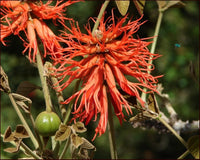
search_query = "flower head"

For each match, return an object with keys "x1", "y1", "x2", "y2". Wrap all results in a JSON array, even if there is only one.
[
  {"x1": 52, "y1": 12, "x2": 161, "y2": 140},
  {"x1": 0, "y1": 0, "x2": 77, "y2": 62}
]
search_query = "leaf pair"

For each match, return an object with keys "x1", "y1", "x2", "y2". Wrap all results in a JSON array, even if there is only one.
[
  {"x1": 116, "y1": 0, "x2": 145, "y2": 16},
  {"x1": 55, "y1": 122, "x2": 95, "y2": 159},
  {"x1": 3, "y1": 125, "x2": 29, "y2": 153}
]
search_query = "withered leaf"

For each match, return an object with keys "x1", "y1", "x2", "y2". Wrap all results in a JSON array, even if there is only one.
[
  {"x1": 115, "y1": 0, "x2": 130, "y2": 16},
  {"x1": 71, "y1": 134, "x2": 84, "y2": 149},
  {"x1": 12, "y1": 93, "x2": 32, "y2": 113},
  {"x1": 129, "y1": 113, "x2": 169, "y2": 133},
  {"x1": 4, "y1": 139, "x2": 22, "y2": 153},
  {"x1": 16, "y1": 81, "x2": 42, "y2": 98},
  {"x1": 16, "y1": 101, "x2": 30, "y2": 113},
  {"x1": 55, "y1": 124, "x2": 71, "y2": 141},
  {"x1": 78, "y1": 148, "x2": 89, "y2": 159},
  {"x1": 129, "y1": 113, "x2": 146, "y2": 123},
  {"x1": 80, "y1": 138, "x2": 96, "y2": 150},
  {"x1": 187, "y1": 135, "x2": 199, "y2": 159},
  {"x1": 0, "y1": 66, "x2": 11, "y2": 93},
  {"x1": 14, "y1": 125, "x2": 29, "y2": 139},
  {"x1": 147, "y1": 93, "x2": 160, "y2": 114},
  {"x1": 133, "y1": 0, "x2": 146, "y2": 15},
  {"x1": 72, "y1": 122, "x2": 87, "y2": 133},
  {"x1": 12, "y1": 93, "x2": 32, "y2": 103},
  {"x1": 157, "y1": 0, "x2": 185, "y2": 12},
  {"x1": 3, "y1": 126, "x2": 15, "y2": 142}
]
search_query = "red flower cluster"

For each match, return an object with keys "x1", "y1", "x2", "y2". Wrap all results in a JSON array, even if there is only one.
[
  {"x1": 52, "y1": 12, "x2": 161, "y2": 140},
  {"x1": 0, "y1": 0, "x2": 77, "y2": 62}
]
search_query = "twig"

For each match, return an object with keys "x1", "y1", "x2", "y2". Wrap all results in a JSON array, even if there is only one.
[{"x1": 8, "y1": 93, "x2": 38, "y2": 149}]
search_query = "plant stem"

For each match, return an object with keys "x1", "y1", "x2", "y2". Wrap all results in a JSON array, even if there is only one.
[
  {"x1": 8, "y1": 93, "x2": 38, "y2": 149},
  {"x1": 59, "y1": 138, "x2": 71, "y2": 159},
  {"x1": 36, "y1": 49, "x2": 53, "y2": 112},
  {"x1": 92, "y1": 0, "x2": 110, "y2": 35},
  {"x1": 20, "y1": 141, "x2": 42, "y2": 159},
  {"x1": 28, "y1": 112, "x2": 43, "y2": 151},
  {"x1": 141, "y1": 11, "x2": 164, "y2": 102},
  {"x1": 52, "y1": 79, "x2": 81, "y2": 156},
  {"x1": 107, "y1": 94, "x2": 118, "y2": 159},
  {"x1": 177, "y1": 150, "x2": 190, "y2": 159},
  {"x1": 44, "y1": 61, "x2": 67, "y2": 120},
  {"x1": 149, "y1": 11, "x2": 164, "y2": 59},
  {"x1": 158, "y1": 116, "x2": 188, "y2": 149}
]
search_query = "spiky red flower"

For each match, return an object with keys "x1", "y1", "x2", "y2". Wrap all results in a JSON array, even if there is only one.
[
  {"x1": 52, "y1": 12, "x2": 162, "y2": 140},
  {"x1": 0, "y1": 0, "x2": 77, "y2": 62}
]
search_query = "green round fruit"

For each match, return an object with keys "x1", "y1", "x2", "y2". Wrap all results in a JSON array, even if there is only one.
[{"x1": 35, "y1": 111, "x2": 61, "y2": 137}]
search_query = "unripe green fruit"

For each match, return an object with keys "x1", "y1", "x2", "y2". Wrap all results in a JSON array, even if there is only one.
[{"x1": 35, "y1": 111, "x2": 61, "y2": 137}]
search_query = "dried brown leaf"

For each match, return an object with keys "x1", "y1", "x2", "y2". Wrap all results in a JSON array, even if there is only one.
[
  {"x1": 16, "y1": 101, "x2": 30, "y2": 113},
  {"x1": 14, "y1": 125, "x2": 29, "y2": 139},
  {"x1": 71, "y1": 134, "x2": 84, "y2": 149},
  {"x1": 147, "y1": 93, "x2": 160, "y2": 114},
  {"x1": 81, "y1": 137, "x2": 96, "y2": 150},
  {"x1": 3, "y1": 126, "x2": 15, "y2": 142},
  {"x1": 12, "y1": 93, "x2": 32, "y2": 113},
  {"x1": 4, "y1": 139, "x2": 22, "y2": 153},
  {"x1": 0, "y1": 66, "x2": 11, "y2": 93},
  {"x1": 157, "y1": 0, "x2": 185, "y2": 12},
  {"x1": 187, "y1": 135, "x2": 199, "y2": 159},
  {"x1": 55, "y1": 124, "x2": 71, "y2": 141},
  {"x1": 12, "y1": 93, "x2": 32, "y2": 103},
  {"x1": 72, "y1": 122, "x2": 87, "y2": 133}
]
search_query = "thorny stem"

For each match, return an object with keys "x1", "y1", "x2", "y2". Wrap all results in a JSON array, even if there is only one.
[
  {"x1": 107, "y1": 94, "x2": 118, "y2": 159},
  {"x1": 92, "y1": 0, "x2": 110, "y2": 35},
  {"x1": 158, "y1": 116, "x2": 188, "y2": 149},
  {"x1": 8, "y1": 93, "x2": 38, "y2": 149},
  {"x1": 141, "y1": 11, "x2": 164, "y2": 102}
]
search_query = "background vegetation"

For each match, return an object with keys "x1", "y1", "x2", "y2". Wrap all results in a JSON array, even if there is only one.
[{"x1": 1, "y1": 1, "x2": 199, "y2": 159}]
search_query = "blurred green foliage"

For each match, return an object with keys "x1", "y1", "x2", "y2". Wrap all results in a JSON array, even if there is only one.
[{"x1": 1, "y1": 1, "x2": 199, "y2": 159}]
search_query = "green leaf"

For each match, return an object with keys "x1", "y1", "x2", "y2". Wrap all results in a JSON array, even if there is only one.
[
  {"x1": 115, "y1": 0, "x2": 130, "y2": 16},
  {"x1": 133, "y1": 0, "x2": 146, "y2": 15},
  {"x1": 187, "y1": 135, "x2": 199, "y2": 159}
]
